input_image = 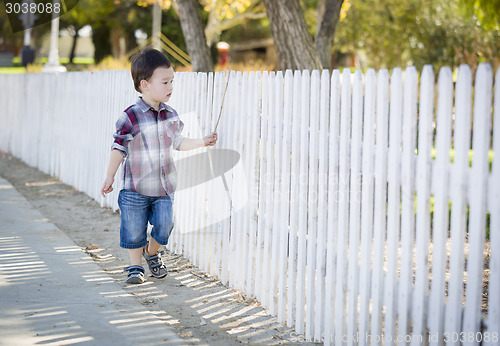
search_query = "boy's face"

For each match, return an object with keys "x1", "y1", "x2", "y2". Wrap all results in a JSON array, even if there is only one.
[{"x1": 141, "y1": 66, "x2": 174, "y2": 103}]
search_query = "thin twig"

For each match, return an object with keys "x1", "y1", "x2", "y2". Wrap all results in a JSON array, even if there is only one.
[{"x1": 213, "y1": 67, "x2": 231, "y2": 132}]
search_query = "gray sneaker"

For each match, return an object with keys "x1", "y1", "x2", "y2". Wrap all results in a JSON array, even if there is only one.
[
  {"x1": 142, "y1": 247, "x2": 168, "y2": 278},
  {"x1": 124, "y1": 265, "x2": 145, "y2": 284}
]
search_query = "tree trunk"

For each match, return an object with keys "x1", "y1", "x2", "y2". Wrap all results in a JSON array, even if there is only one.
[
  {"x1": 175, "y1": 0, "x2": 214, "y2": 72},
  {"x1": 69, "y1": 25, "x2": 79, "y2": 64},
  {"x1": 315, "y1": 0, "x2": 344, "y2": 70},
  {"x1": 110, "y1": 26, "x2": 125, "y2": 59},
  {"x1": 92, "y1": 24, "x2": 112, "y2": 63},
  {"x1": 262, "y1": 0, "x2": 321, "y2": 71}
]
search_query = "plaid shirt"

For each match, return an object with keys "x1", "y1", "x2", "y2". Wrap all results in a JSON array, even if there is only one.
[{"x1": 111, "y1": 97, "x2": 184, "y2": 197}]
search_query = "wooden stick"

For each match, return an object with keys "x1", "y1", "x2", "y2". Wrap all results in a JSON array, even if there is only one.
[{"x1": 213, "y1": 67, "x2": 231, "y2": 132}]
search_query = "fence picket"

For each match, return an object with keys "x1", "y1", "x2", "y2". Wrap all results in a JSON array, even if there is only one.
[
  {"x1": 256, "y1": 71, "x2": 269, "y2": 304},
  {"x1": 324, "y1": 69, "x2": 341, "y2": 346},
  {"x1": 0, "y1": 65, "x2": 496, "y2": 345},
  {"x1": 347, "y1": 70, "x2": 364, "y2": 345},
  {"x1": 463, "y1": 63, "x2": 493, "y2": 345},
  {"x1": 487, "y1": 66, "x2": 500, "y2": 343},
  {"x1": 314, "y1": 69, "x2": 331, "y2": 340},
  {"x1": 247, "y1": 71, "x2": 261, "y2": 298},
  {"x1": 306, "y1": 70, "x2": 320, "y2": 339},
  {"x1": 193, "y1": 72, "x2": 204, "y2": 267},
  {"x1": 270, "y1": 71, "x2": 284, "y2": 316},
  {"x1": 335, "y1": 68, "x2": 352, "y2": 342},
  {"x1": 221, "y1": 70, "x2": 235, "y2": 286},
  {"x1": 385, "y1": 68, "x2": 403, "y2": 343},
  {"x1": 238, "y1": 71, "x2": 250, "y2": 291},
  {"x1": 262, "y1": 71, "x2": 276, "y2": 307},
  {"x1": 278, "y1": 70, "x2": 293, "y2": 323},
  {"x1": 371, "y1": 69, "x2": 390, "y2": 345},
  {"x1": 213, "y1": 71, "x2": 225, "y2": 280},
  {"x1": 398, "y1": 66, "x2": 418, "y2": 341},
  {"x1": 177, "y1": 71, "x2": 189, "y2": 257},
  {"x1": 228, "y1": 70, "x2": 241, "y2": 289},
  {"x1": 295, "y1": 70, "x2": 311, "y2": 334},
  {"x1": 196, "y1": 72, "x2": 208, "y2": 271},
  {"x1": 429, "y1": 67, "x2": 453, "y2": 345},
  {"x1": 186, "y1": 72, "x2": 197, "y2": 262},
  {"x1": 203, "y1": 71, "x2": 214, "y2": 274},
  {"x1": 412, "y1": 65, "x2": 435, "y2": 345},
  {"x1": 287, "y1": 70, "x2": 303, "y2": 327},
  {"x1": 358, "y1": 69, "x2": 377, "y2": 346}
]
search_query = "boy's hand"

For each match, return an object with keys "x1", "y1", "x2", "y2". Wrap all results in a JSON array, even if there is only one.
[
  {"x1": 101, "y1": 176, "x2": 114, "y2": 197},
  {"x1": 204, "y1": 132, "x2": 218, "y2": 147}
]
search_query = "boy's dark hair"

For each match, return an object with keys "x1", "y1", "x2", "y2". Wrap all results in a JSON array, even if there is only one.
[{"x1": 130, "y1": 47, "x2": 171, "y2": 93}]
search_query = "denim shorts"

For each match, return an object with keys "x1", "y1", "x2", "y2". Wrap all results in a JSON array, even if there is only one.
[{"x1": 118, "y1": 189, "x2": 174, "y2": 249}]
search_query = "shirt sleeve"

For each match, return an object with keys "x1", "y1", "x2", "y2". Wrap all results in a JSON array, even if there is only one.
[
  {"x1": 111, "y1": 112, "x2": 135, "y2": 157},
  {"x1": 173, "y1": 119, "x2": 184, "y2": 151}
]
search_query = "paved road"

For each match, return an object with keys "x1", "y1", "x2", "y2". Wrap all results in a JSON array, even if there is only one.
[{"x1": 0, "y1": 176, "x2": 184, "y2": 345}]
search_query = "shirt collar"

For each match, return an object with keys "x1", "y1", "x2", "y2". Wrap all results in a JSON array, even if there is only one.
[{"x1": 136, "y1": 97, "x2": 168, "y2": 113}]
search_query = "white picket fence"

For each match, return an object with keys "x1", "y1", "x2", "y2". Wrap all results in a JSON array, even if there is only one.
[{"x1": 0, "y1": 64, "x2": 498, "y2": 345}]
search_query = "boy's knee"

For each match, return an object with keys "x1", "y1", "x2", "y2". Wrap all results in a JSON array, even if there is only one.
[
  {"x1": 152, "y1": 220, "x2": 174, "y2": 245},
  {"x1": 120, "y1": 223, "x2": 148, "y2": 248}
]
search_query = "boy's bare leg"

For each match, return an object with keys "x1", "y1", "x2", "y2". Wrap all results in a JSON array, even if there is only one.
[
  {"x1": 146, "y1": 237, "x2": 162, "y2": 255},
  {"x1": 128, "y1": 248, "x2": 143, "y2": 266}
]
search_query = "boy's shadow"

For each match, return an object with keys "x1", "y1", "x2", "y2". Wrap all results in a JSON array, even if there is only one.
[{"x1": 175, "y1": 149, "x2": 240, "y2": 191}]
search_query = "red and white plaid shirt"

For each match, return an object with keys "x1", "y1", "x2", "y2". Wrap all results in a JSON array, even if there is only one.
[{"x1": 111, "y1": 97, "x2": 184, "y2": 197}]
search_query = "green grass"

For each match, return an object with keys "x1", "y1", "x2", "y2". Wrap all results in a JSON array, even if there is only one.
[
  {"x1": 0, "y1": 67, "x2": 26, "y2": 74},
  {"x1": 426, "y1": 148, "x2": 494, "y2": 171},
  {"x1": 12, "y1": 56, "x2": 94, "y2": 65},
  {"x1": 1, "y1": 57, "x2": 95, "y2": 74}
]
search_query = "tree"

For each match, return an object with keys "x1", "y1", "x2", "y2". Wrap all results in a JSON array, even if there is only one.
[
  {"x1": 261, "y1": 0, "x2": 320, "y2": 70},
  {"x1": 262, "y1": 0, "x2": 344, "y2": 70},
  {"x1": 60, "y1": 0, "x2": 98, "y2": 63},
  {"x1": 459, "y1": 0, "x2": 500, "y2": 30},
  {"x1": 86, "y1": 0, "x2": 154, "y2": 62},
  {"x1": 176, "y1": 0, "x2": 267, "y2": 71},
  {"x1": 175, "y1": 0, "x2": 214, "y2": 72},
  {"x1": 333, "y1": 0, "x2": 500, "y2": 71},
  {"x1": 202, "y1": 0, "x2": 266, "y2": 45},
  {"x1": 0, "y1": 7, "x2": 25, "y2": 52},
  {"x1": 315, "y1": 0, "x2": 344, "y2": 69},
  {"x1": 138, "y1": 0, "x2": 269, "y2": 71}
]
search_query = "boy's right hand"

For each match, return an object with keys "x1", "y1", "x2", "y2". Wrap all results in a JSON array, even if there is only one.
[{"x1": 101, "y1": 176, "x2": 114, "y2": 197}]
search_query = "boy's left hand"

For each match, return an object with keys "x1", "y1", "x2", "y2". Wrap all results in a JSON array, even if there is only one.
[{"x1": 204, "y1": 132, "x2": 218, "y2": 146}]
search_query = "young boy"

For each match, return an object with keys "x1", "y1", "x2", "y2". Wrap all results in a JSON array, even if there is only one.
[{"x1": 101, "y1": 47, "x2": 218, "y2": 284}]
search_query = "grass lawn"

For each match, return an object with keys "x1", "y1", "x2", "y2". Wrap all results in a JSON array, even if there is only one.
[
  {"x1": 1, "y1": 57, "x2": 95, "y2": 74},
  {"x1": 12, "y1": 56, "x2": 94, "y2": 65},
  {"x1": 0, "y1": 67, "x2": 26, "y2": 74}
]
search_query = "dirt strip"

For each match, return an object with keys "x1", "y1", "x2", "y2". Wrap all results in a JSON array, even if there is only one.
[{"x1": 0, "y1": 151, "x2": 314, "y2": 345}]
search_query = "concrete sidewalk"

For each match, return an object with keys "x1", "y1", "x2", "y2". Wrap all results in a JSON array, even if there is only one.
[{"x1": 0, "y1": 176, "x2": 184, "y2": 345}]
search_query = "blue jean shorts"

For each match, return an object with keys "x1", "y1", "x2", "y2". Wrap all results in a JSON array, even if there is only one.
[{"x1": 118, "y1": 189, "x2": 174, "y2": 249}]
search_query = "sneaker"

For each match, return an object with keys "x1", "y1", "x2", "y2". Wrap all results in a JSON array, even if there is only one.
[
  {"x1": 142, "y1": 245, "x2": 168, "y2": 279},
  {"x1": 124, "y1": 265, "x2": 145, "y2": 284}
]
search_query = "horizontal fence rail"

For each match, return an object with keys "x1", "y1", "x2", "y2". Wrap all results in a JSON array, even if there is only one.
[{"x1": 0, "y1": 64, "x2": 498, "y2": 345}]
